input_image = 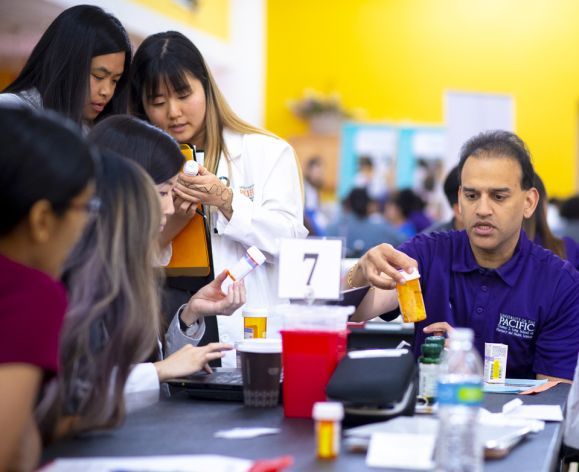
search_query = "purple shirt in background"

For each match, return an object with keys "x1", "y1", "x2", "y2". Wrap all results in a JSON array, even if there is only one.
[
  {"x1": 407, "y1": 210, "x2": 433, "y2": 234},
  {"x1": 396, "y1": 230, "x2": 579, "y2": 380},
  {"x1": 0, "y1": 253, "x2": 67, "y2": 377},
  {"x1": 563, "y1": 236, "x2": 579, "y2": 272}
]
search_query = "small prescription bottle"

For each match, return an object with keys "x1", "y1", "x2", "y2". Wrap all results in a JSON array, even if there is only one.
[
  {"x1": 418, "y1": 342, "x2": 443, "y2": 404},
  {"x1": 183, "y1": 160, "x2": 199, "y2": 176},
  {"x1": 396, "y1": 268, "x2": 427, "y2": 323},
  {"x1": 243, "y1": 307, "x2": 268, "y2": 339},
  {"x1": 312, "y1": 402, "x2": 344, "y2": 460},
  {"x1": 221, "y1": 246, "x2": 266, "y2": 294}
]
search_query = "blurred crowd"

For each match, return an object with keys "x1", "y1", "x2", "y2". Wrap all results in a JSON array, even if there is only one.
[{"x1": 304, "y1": 156, "x2": 579, "y2": 263}]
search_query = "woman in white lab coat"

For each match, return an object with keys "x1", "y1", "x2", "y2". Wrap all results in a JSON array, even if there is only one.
[{"x1": 130, "y1": 31, "x2": 308, "y2": 366}]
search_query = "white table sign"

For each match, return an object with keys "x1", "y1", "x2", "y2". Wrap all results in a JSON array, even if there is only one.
[{"x1": 278, "y1": 238, "x2": 342, "y2": 300}]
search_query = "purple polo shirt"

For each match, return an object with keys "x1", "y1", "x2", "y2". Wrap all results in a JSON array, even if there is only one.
[{"x1": 396, "y1": 230, "x2": 579, "y2": 380}]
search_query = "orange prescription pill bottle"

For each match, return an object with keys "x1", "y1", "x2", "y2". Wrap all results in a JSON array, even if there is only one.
[
  {"x1": 243, "y1": 307, "x2": 268, "y2": 339},
  {"x1": 313, "y1": 402, "x2": 344, "y2": 460},
  {"x1": 396, "y1": 268, "x2": 427, "y2": 323}
]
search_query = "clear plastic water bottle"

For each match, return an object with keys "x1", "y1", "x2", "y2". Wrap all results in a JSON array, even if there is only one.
[{"x1": 435, "y1": 328, "x2": 484, "y2": 472}]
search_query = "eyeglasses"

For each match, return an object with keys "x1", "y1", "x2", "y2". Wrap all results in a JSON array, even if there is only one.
[{"x1": 68, "y1": 196, "x2": 101, "y2": 217}]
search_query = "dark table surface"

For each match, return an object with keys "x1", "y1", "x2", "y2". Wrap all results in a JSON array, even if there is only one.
[{"x1": 43, "y1": 383, "x2": 570, "y2": 471}]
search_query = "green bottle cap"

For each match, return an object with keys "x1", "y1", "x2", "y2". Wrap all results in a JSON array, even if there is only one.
[
  {"x1": 424, "y1": 335, "x2": 445, "y2": 349},
  {"x1": 421, "y1": 342, "x2": 443, "y2": 358}
]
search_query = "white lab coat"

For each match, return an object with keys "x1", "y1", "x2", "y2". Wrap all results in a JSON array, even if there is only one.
[{"x1": 210, "y1": 129, "x2": 308, "y2": 366}]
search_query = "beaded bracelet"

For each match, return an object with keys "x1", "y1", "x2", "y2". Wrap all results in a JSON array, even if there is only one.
[{"x1": 347, "y1": 263, "x2": 358, "y2": 288}]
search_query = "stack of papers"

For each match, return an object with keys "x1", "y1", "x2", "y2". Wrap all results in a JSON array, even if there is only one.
[{"x1": 483, "y1": 378, "x2": 547, "y2": 394}]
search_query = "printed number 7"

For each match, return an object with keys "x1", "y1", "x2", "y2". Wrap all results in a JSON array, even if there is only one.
[{"x1": 303, "y1": 253, "x2": 319, "y2": 286}]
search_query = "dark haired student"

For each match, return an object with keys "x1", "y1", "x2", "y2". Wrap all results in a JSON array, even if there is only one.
[
  {"x1": 129, "y1": 31, "x2": 307, "y2": 366},
  {"x1": 0, "y1": 108, "x2": 95, "y2": 470},
  {"x1": 0, "y1": 5, "x2": 130, "y2": 129},
  {"x1": 88, "y1": 115, "x2": 245, "y2": 358},
  {"x1": 350, "y1": 130, "x2": 579, "y2": 382}
]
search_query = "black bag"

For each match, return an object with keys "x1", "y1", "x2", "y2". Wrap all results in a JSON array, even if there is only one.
[{"x1": 326, "y1": 349, "x2": 417, "y2": 426}]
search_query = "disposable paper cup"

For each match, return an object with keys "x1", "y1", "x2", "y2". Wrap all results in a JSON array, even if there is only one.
[{"x1": 236, "y1": 339, "x2": 282, "y2": 407}]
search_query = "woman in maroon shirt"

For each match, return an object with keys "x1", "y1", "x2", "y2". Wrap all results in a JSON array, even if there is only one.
[{"x1": 0, "y1": 107, "x2": 95, "y2": 471}]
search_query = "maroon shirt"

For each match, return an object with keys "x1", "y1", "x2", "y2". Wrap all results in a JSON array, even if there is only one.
[{"x1": 0, "y1": 253, "x2": 67, "y2": 376}]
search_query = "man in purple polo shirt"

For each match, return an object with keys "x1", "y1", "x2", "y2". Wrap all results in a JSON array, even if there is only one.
[{"x1": 349, "y1": 130, "x2": 579, "y2": 382}]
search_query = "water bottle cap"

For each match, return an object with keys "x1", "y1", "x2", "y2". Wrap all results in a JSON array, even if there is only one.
[
  {"x1": 424, "y1": 335, "x2": 445, "y2": 348},
  {"x1": 247, "y1": 246, "x2": 266, "y2": 265},
  {"x1": 398, "y1": 267, "x2": 420, "y2": 281},
  {"x1": 312, "y1": 401, "x2": 344, "y2": 421},
  {"x1": 421, "y1": 342, "x2": 443, "y2": 357},
  {"x1": 448, "y1": 327, "x2": 474, "y2": 341}
]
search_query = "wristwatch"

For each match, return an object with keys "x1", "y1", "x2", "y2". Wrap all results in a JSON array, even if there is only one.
[{"x1": 178, "y1": 305, "x2": 199, "y2": 337}]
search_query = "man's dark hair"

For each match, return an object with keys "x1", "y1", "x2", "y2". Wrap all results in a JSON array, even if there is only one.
[
  {"x1": 443, "y1": 165, "x2": 460, "y2": 207},
  {"x1": 458, "y1": 130, "x2": 535, "y2": 190}
]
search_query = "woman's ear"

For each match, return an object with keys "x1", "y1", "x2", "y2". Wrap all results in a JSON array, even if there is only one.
[{"x1": 27, "y1": 200, "x2": 57, "y2": 244}]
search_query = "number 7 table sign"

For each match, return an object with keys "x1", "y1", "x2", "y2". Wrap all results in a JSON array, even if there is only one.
[{"x1": 277, "y1": 238, "x2": 342, "y2": 300}]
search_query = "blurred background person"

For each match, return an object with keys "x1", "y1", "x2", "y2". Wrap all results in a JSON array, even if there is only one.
[
  {"x1": 560, "y1": 195, "x2": 579, "y2": 243},
  {"x1": 423, "y1": 165, "x2": 464, "y2": 233},
  {"x1": 326, "y1": 187, "x2": 404, "y2": 257},
  {"x1": 303, "y1": 155, "x2": 327, "y2": 236},
  {"x1": 523, "y1": 173, "x2": 579, "y2": 270},
  {"x1": 384, "y1": 188, "x2": 433, "y2": 239}
]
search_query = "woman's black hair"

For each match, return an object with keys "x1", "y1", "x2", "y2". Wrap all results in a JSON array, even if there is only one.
[
  {"x1": 0, "y1": 107, "x2": 96, "y2": 235},
  {"x1": 392, "y1": 189, "x2": 426, "y2": 218},
  {"x1": 560, "y1": 196, "x2": 579, "y2": 221},
  {"x1": 129, "y1": 31, "x2": 209, "y2": 121},
  {"x1": 4, "y1": 5, "x2": 131, "y2": 125},
  {"x1": 88, "y1": 115, "x2": 184, "y2": 184}
]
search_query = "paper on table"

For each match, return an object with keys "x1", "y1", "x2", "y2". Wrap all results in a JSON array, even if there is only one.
[
  {"x1": 39, "y1": 455, "x2": 252, "y2": 472},
  {"x1": 483, "y1": 378, "x2": 547, "y2": 394},
  {"x1": 505, "y1": 405, "x2": 563, "y2": 422},
  {"x1": 366, "y1": 432, "x2": 435, "y2": 470},
  {"x1": 214, "y1": 427, "x2": 280, "y2": 439}
]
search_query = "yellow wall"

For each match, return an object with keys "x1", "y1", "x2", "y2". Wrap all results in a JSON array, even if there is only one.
[
  {"x1": 266, "y1": 0, "x2": 579, "y2": 196},
  {"x1": 131, "y1": 0, "x2": 230, "y2": 40}
]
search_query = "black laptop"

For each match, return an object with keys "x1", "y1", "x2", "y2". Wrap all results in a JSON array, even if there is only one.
[{"x1": 167, "y1": 367, "x2": 244, "y2": 402}]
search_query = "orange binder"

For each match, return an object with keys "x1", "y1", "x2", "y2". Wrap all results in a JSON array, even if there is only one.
[{"x1": 165, "y1": 144, "x2": 212, "y2": 277}]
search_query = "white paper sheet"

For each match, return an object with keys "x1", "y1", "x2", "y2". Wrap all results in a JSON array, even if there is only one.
[
  {"x1": 366, "y1": 432, "x2": 435, "y2": 470},
  {"x1": 505, "y1": 405, "x2": 563, "y2": 422},
  {"x1": 40, "y1": 455, "x2": 252, "y2": 472}
]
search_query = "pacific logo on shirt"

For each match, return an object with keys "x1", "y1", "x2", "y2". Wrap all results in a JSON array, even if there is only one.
[{"x1": 496, "y1": 313, "x2": 535, "y2": 340}]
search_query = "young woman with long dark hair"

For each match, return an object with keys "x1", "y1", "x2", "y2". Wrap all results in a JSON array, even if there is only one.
[
  {"x1": 39, "y1": 150, "x2": 238, "y2": 441},
  {"x1": 130, "y1": 32, "x2": 307, "y2": 365},
  {"x1": 0, "y1": 107, "x2": 95, "y2": 470},
  {"x1": 0, "y1": 5, "x2": 131, "y2": 128}
]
